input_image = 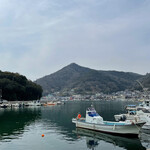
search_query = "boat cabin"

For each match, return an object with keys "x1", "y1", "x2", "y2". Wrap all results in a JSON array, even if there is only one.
[
  {"x1": 86, "y1": 106, "x2": 103, "y2": 124},
  {"x1": 125, "y1": 105, "x2": 136, "y2": 115}
]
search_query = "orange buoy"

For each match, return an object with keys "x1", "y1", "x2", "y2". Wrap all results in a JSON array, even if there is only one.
[
  {"x1": 42, "y1": 134, "x2": 45, "y2": 137},
  {"x1": 78, "y1": 114, "x2": 81, "y2": 119}
]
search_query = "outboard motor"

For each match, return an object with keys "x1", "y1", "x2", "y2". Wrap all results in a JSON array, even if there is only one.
[{"x1": 120, "y1": 115, "x2": 126, "y2": 121}]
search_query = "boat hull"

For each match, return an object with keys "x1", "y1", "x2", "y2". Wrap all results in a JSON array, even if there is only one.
[
  {"x1": 72, "y1": 118, "x2": 144, "y2": 138},
  {"x1": 141, "y1": 123, "x2": 150, "y2": 130}
]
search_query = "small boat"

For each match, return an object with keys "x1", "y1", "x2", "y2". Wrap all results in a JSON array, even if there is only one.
[
  {"x1": 0, "y1": 103, "x2": 8, "y2": 108},
  {"x1": 0, "y1": 101, "x2": 11, "y2": 108},
  {"x1": 57, "y1": 101, "x2": 65, "y2": 105},
  {"x1": 47, "y1": 101, "x2": 57, "y2": 106},
  {"x1": 114, "y1": 104, "x2": 150, "y2": 130},
  {"x1": 72, "y1": 105, "x2": 145, "y2": 137},
  {"x1": 11, "y1": 103, "x2": 21, "y2": 107},
  {"x1": 42, "y1": 103, "x2": 48, "y2": 106},
  {"x1": 114, "y1": 105, "x2": 137, "y2": 121},
  {"x1": 28, "y1": 100, "x2": 41, "y2": 106}
]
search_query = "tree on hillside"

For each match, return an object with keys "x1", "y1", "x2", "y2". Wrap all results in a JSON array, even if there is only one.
[{"x1": 0, "y1": 71, "x2": 43, "y2": 101}]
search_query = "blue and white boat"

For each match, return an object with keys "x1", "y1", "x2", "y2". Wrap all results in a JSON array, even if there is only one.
[{"x1": 72, "y1": 105, "x2": 145, "y2": 137}]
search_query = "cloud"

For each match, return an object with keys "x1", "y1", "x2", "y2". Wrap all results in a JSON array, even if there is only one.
[{"x1": 0, "y1": 0, "x2": 150, "y2": 80}]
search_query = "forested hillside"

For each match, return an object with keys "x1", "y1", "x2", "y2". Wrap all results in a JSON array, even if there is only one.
[{"x1": 0, "y1": 71, "x2": 42, "y2": 101}]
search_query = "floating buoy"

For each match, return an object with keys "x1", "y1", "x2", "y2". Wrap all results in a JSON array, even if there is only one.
[
  {"x1": 42, "y1": 134, "x2": 45, "y2": 137},
  {"x1": 78, "y1": 114, "x2": 81, "y2": 119}
]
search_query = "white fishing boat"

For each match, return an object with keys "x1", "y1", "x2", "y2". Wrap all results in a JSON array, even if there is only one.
[
  {"x1": 28, "y1": 100, "x2": 41, "y2": 106},
  {"x1": 0, "y1": 101, "x2": 11, "y2": 108},
  {"x1": 11, "y1": 103, "x2": 21, "y2": 107},
  {"x1": 56, "y1": 101, "x2": 65, "y2": 105},
  {"x1": 114, "y1": 105, "x2": 137, "y2": 122},
  {"x1": 0, "y1": 103, "x2": 8, "y2": 108},
  {"x1": 72, "y1": 105, "x2": 145, "y2": 137},
  {"x1": 114, "y1": 104, "x2": 150, "y2": 130},
  {"x1": 136, "y1": 108, "x2": 150, "y2": 130},
  {"x1": 137, "y1": 99, "x2": 150, "y2": 112}
]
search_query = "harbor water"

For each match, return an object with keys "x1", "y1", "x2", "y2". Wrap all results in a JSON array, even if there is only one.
[{"x1": 0, "y1": 100, "x2": 149, "y2": 150}]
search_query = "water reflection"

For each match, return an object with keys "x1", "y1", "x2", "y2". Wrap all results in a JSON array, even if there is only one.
[
  {"x1": 0, "y1": 107, "x2": 41, "y2": 141},
  {"x1": 140, "y1": 129, "x2": 150, "y2": 149},
  {"x1": 0, "y1": 101, "x2": 149, "y2": 150},
  {"x1": 74, "y1": 128, "x2": 146, "y2": 150},
  {"x1": 86, "y1": 136, "x2": 99, "y2": 149},
  {"x1": 40, "y1": 102, "x2": 149, "y2": 150},
  {"x1": 41, "y1": 105, "x2": 78, "y2": 140}
]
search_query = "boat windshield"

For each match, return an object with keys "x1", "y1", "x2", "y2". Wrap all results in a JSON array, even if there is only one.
[
  {"x1": 87, "y1": 107, "x2": 96, "y2": 111},
  {"x1": 126, "y1": 105, "x2": 136, "y2": 108},
  {"x1": 128, "y1": 110, "x2": 136, "y2": 115},
  {"x1": 88, "y1": 112, "x2": 99, "y2": 117}
]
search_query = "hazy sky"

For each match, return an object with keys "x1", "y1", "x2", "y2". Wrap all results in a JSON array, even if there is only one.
[{"x1": 0, "y1": 0, "x2": 150, "y2": 80}]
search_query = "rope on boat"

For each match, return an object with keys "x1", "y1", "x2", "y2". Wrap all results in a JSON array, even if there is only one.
[
  {"x1": 129, "y1": 120, "x2": 140, "y2": 130},
  {"x1": 134, "y1": 122, "x2": 141, "y2": 131}
]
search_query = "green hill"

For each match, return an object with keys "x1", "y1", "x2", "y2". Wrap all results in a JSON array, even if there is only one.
[
  {"x1": 35, "y1": 63, "x2": 143, "y2": 95},
  {"x1": 0, "y1": 71, "x2": 43, "y2": 101}
]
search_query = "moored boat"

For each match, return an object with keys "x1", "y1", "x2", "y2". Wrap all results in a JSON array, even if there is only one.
[
  {"x1": 28, "y1": 100, "x2": 41, "y2": 106},
  {"x1": 11, "y1": 103, "x2": 21, "y2": 107},
  {"x1": 47, "y1": 101, "x2": 57, "y2": 106},
  {"x1": 138, "y1": 100, "x2": 150, "y2": 112},
  {"x1": 0, "y1": 103, "x2": 8, "y2": 108},
  {"x1": 72, "y1": 105, "x2": 145, "y2": 137},
  {"x1": 114, "y1": 105, "x2": 137, "y2": 121},
  {"x1": 114, "y1": 104, "x2": 150, "y2": 130}
]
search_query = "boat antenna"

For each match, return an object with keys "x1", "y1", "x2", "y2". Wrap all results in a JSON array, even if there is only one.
[
  {"x1": 91, "y1": 103, "x2": 94, "y2": 108},
  {"x1": 136, "y1": 80, "x2": 148, "y2": 92}
]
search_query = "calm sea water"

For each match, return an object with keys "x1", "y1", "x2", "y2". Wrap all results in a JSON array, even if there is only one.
[{"x1": 0, "y1": 100, "x2": 150, "y2": 150}]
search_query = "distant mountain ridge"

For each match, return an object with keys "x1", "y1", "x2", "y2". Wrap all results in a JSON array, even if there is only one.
[{"x1": 35, "y1": 63, "x2": 143, "y2": 95}]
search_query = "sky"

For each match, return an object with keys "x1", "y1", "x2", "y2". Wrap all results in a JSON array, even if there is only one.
[{"x1": 0, "y1": 0, "x2": 150, "y2": 81}]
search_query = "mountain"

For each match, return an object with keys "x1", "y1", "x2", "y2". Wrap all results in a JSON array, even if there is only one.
[{"x1": 35, "y1": 63, "x2": 143, "y2": 95}]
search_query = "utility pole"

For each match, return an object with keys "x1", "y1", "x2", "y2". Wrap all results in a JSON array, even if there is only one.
[
  {"x1": 136, "y1": 80, "x2": 149, "y2": 99},
  {"x1": 136, "y1": 80, "x2": 148, "y2": 92}
]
